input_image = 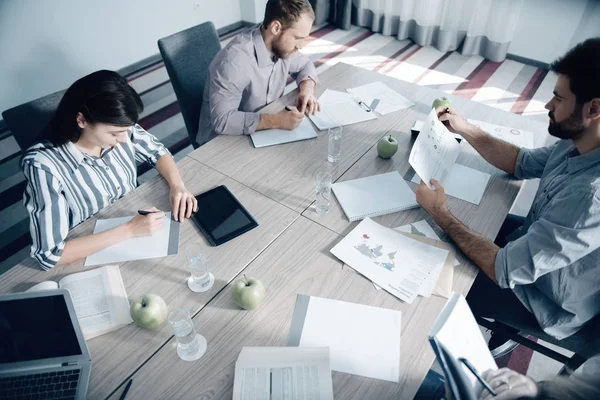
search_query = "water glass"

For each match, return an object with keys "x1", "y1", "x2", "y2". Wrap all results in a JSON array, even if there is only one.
[
  {"x1": 327, "y1": 126, "x2": 343, "y2": 163},
  {"x1": 183, "y1": 242, "x2": 214, "y2": 293},
  {"x1": 315, "y1": 170, "x2": 332, "y2": 215},
  {"x1": 168, "y1": 308, "x2": 207, "y2": 361}
]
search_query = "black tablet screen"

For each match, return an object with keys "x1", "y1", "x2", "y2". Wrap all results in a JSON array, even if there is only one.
[{"x1": 192, "y1": 186, "x2": 258, "y2": 245}]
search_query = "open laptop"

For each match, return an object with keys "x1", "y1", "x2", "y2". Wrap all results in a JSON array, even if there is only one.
[{"x1": 0, "y1": 289, "x2": 91, "y2": 400}]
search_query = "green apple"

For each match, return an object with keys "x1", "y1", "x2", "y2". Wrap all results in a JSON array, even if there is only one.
[
  {"x1": 432, "y1": 97, "x2": 451, "y2": 110},
  {"x1": 130, "y1": 294, "x2": 168, "y2": 330},
  {"x1": 377, "y1": 135, "x2": 398, "y2": 159},
  {"x1": 232, "y1": 275, "x2": 265, "y2": 310}
]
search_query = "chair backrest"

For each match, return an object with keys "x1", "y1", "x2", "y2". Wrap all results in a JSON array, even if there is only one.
[
  {"x1": 158, "y1": 21, "x2": 221, "y2": 148},
  {"x1": 2, "y1": 90, "x2": 66, "y2": 151}
]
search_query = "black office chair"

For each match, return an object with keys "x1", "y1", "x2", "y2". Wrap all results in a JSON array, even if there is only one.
[
  {"x1": 477, "y1": 313, "x2": 600, "y2": 375},
  {"x1": 2, "y1": 90, "x2": 66, "y2": 151},
  {"x1": 158, "y1": 21, "x2": 221, "y2": 149}
]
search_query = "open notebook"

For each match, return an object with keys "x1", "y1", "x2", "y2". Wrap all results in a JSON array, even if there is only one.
[{"x1": 332, "y1": 171, "x2": 419, "y2": 221}]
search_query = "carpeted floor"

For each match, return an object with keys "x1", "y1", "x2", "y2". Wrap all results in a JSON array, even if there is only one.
[{"x1": 0, "y1": 22, "x2": 568, "y2": 383}]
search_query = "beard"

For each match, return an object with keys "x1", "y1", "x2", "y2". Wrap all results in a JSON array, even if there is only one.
[
  {"x1": 548, "y1": 103, "x2": 586, "y2": 140},
  {"x1": 272, "y1": 36, "x2": 294, "y2": 60}
]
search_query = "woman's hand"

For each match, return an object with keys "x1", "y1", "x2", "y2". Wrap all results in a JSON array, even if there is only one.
[
  {"x1": 127, "y1": 207, "x2": 165, "y2": 237},
  {"x1": 170, "y1": 185, "x2": 198, "y2": 222},
  {"x1": 480, "y1": 368, "x2": 539, "y2": 400}
]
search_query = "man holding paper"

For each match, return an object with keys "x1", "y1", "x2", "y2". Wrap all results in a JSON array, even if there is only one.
[
  {"x1": 196, "y1": 0, "x2": 321, "y2": 146},
  {"x1": 414, "y1": 39, "x2": 600, "y2": 348}
]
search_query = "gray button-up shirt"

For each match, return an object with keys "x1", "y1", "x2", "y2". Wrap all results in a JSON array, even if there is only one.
[
  {"x1": 196, "y1": 26, "x2": 318, "y2": 145},
  {"x1": 495, "y1": 140, "x2": 600, "y2": 339}
]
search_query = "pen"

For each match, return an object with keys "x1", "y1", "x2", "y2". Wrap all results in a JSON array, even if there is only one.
[
  {"x1": 137, "y1": 210, "x2": 159, "y2": 216},
  {"x1": 284, "y1": 106, "x2": 293, "y2": 112},
  {"x1": 119, "y1": 379, "x2": 133, "y2": 400},
  {"x1": 359, "y1": 100, "x2": 372, "y2": 112},
  {"x1": 459, "y1": 358, "x2": 497, "y2": 397}
]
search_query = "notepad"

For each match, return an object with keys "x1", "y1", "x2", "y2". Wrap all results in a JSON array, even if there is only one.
[
  {"x1": 251, "y1": 118, "x2": 317, "y2": 148},
  {"x1": 332, "y1": 172, "x2": 419, "y2": 221}
]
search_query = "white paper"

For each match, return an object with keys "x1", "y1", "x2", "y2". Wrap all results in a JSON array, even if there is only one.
[
  {"x1": 468, "y1": 119, "x2": 535, "y2": 148},
  {"x1": 330, "y1": 218, "x2": 449, "y2": 304},
  {"x1": 298, "y1": 296, "x2": 401, "y2": 382},
  {"x1": 395, "y1": 220, "x2": 460, "y2": 268},
  {"x1": 85, "y1": 212, "x2": 178, "y2": 266},
  {"x1": 409, "y1": 108, "x2": 462, "y2": 189},
  {"x1": 411, "y1": 164, "x2": 491, "y2": 206},
  {"x1": 251, "y1": 118, "x2": 317, "y2": 148},
  {"x1": 233, "y1": 347, "x2": 333, "y2": 400},
  {"x1": 430, "y1": 294, "x2": 498, "y2": 395},
  {"x1": 309, "y1": 89, "x2": 377, "y2": 130},
  {"x1": 348, "y1": 81, "x2": 414, "y2": 115},
  {"x1": 58, "y1": 265, "x2": 133, "y2": 339}
]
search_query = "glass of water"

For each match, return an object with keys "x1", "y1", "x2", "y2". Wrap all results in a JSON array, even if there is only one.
[
  {"x1": 315, "y1": 169, "x2": 332, "y2": 215},
  {"x1": 328, "y1": 126, "x2": 343, "y2": 163},
  {"x1": 168, "y1": 308, "x2": 207, "y2": 362},
  {"x1": 183, "y1": 242, "x2": 214, "y2": 293}
]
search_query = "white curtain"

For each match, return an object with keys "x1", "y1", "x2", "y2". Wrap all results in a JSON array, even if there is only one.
[{"x1": 352, "y1": 0, "x2": 523, "y2": 61}]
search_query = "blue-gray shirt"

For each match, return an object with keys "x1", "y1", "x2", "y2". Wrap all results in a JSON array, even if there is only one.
[{"x1": 495, "y1": 140, "x2": 600, "y2": 339}]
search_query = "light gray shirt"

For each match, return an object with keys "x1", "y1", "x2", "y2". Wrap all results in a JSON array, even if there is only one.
[
  {"x1": 196, "y1": 26, "x2": 318, "y2": 146},
  {"x1": 495, "y1": 140, "x2": 600, "y2": 339}
]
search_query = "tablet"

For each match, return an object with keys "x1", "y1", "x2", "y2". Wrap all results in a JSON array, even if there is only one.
[{"x1": 191, "y1": 185, "x2": 258, "y2": 246}]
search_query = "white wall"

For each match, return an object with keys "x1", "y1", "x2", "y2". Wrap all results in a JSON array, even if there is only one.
[
  {"x1": 240, "y1": 0, "x2": 266, "y2": 24},
  {"x1": 0, "y1": 0, "x2": 242, "y2": 113},
  {"x1": 569, "y1": 0, "x2": 600, "y2": 47},
  {"x1": 508, "y1": 0, "x2": 589, "y2": 64}
]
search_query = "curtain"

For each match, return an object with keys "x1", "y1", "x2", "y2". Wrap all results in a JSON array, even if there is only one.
[{"x1": 313, "y1": 0, "x2": 523, "y2": 62}]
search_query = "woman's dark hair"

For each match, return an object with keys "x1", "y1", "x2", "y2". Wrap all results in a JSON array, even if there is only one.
[
  {"x1": 263, "y1": 0, "x2": 314, "y2": 30},
  {"x1": 551, "y1": 37, "x2": 600, "y2": 105},
  {"x1": 47, "y1": 70, "x2": 143, "y2": 145}
]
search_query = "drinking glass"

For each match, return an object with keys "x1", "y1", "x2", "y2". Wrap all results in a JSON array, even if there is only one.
[
  {"x1": 183, "y1": 242, "x2": 214, "y2": 293},
  {"x1": 315, "y1": 170, "x2": 332, "y2": 214},
  {"x1": 168, "y1": 308, "x2": 207, "y2": 361},
  {"x1": 327, "y1": 126, "x2": 343, "y2": 163}
]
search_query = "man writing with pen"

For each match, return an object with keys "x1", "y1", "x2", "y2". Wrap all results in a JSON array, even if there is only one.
[{"x1": 195, "y1": 0, "x2": 321, "y2": 146}]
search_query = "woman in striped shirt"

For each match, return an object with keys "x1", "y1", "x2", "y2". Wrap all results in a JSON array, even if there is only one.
[{"x1": 22, "y1": 70, "x2": 197, "y2": 270}]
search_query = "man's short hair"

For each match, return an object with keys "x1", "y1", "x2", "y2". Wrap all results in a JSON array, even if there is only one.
[
  {"x1": 263, "y1": 0, "x2": 315, "y2": 30},
  {"x1": 551, "y1": 37, "x2": 600, "y2": 104}
]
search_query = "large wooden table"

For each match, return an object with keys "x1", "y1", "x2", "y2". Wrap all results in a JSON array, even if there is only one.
[{"x1": 1, "y1": 63, "x2": 547, "y2": 400}]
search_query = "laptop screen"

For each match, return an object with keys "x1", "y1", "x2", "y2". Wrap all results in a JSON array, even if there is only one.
[{"x1": 0, "y1": 294, "x2": 82, "y2": 363}]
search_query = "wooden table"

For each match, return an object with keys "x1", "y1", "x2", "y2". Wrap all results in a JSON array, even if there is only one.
[{"x1": 1, "y1": 62, "x2": 549, "y2": 399}]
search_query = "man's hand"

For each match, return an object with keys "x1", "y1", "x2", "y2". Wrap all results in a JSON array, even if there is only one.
[
  {"x1": 296, "y1": 80, "x2": 320, "y2": 115},
  {"x1": 480, "y1": 368, "x2": 539, "y2": 400},
  {"x1": 169, "y1": 184, "x2": 198, "y2": 222},
  {"x1": 416, "y1": 179, "x2": 449, "y2": 219},
  {"x1": 436, "y1": 106, "x2": 474, "y2": 136},
  {"x1": 275, "y1": 107, "x2": 305, "y2": 130}
]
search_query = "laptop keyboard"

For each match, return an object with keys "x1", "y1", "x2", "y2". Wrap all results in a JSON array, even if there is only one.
[{"x1": 0, "y1": 369, "x2": 80, "y2": 400}]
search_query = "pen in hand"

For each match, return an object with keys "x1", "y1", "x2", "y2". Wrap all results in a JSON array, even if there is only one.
[
  {"x1": 459, "y1": 358, "x2": 497, "y2": 396},
  {"x1": 137, "y1": 210, "x2": 160, "y2": 216}
]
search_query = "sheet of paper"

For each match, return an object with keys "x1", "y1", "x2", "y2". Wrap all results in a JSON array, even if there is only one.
[
  {"x1": 348, "y1": 81, "x2": 414, "y2": 115},
  {"x1": 395, "y1": 220, "x2": 460, "y2": 267},
  {"x1": 430, "y1": 294, "x2": 498, "y2": 395},
  {"x1": 288, "y1": 295, "x2": 401, "y2": 382},
  {"x1": 309, "y1": 89, "x2": 377, "y2": 130},
  {"x1": 330, "y1": 218, "x2": 449, "y2": 304},
  {"x1": 409, "y1": 108, "x2": 461, "y2": 189},
  {"x1": 411, "y1": 164, "x2": 491, "y2": 205},
  {"x1": 232, "y1": 347, "x2": 334, "y2": 400},
  {"x1": 250, "y1": 118, "x2": 317, "y2": 148},
  {"x1": 85, "y1": 212, "x2": 180, "y2": 266},
  {"x1": 468, "y1": 119, "x2": 535, "y2": 148}
]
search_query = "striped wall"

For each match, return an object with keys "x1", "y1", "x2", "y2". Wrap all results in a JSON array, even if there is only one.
[{"x1": 0, "y1": 24, "x2": 555, "y2": 275}]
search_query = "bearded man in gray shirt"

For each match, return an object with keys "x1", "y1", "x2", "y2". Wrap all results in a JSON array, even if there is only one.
[
  {"x1": 197, "y1": 0, "x2": 320, "y2": 146},
  {"x1": 415, "y1": 38, "x2": 600, "y2": 353}
]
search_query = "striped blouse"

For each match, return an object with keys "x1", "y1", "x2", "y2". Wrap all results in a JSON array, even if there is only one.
[{"x1": 22, "y1": 124, "x2": 170, "y2": 270}]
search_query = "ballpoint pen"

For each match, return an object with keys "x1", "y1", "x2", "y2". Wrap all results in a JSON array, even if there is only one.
[
  {"x1": 137, "y1": 210, "x2": 160, "y2": 215},
  {"x1": 459, "y1": 358, "x2": 497, "y2": 397}
]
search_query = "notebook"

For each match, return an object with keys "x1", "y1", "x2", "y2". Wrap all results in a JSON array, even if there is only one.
[
  {"x1": 250, "y1": 118, "x2": 317, "y2": 148},
  {"x1": 331, "y1": 171, "x2": 419, "y2": 221}
]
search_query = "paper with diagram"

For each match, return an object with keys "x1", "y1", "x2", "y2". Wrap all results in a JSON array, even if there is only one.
[
  {"x1": 330, "y1": 218, "x2": 449, "y2": 304},
  {"x1": 467, "y1": 119, "x2": 535, "y2": 148},
  {"x1": 348, "y1": 81, "x2": 414, "y2": 115},
  {"x1": 395, "y1": 220, "x2": 459, "y2": 267},
  {"x1": 309, "y1": 89, "x2": 377, "y2": 130},
  {"x1": 409, "y1": 108, "x2": 461, "y2": 189}
]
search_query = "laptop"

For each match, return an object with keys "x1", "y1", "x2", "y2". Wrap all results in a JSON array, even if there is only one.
[{"x1": 0, "y1": 289, "x2": 91, "y2": 400}]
